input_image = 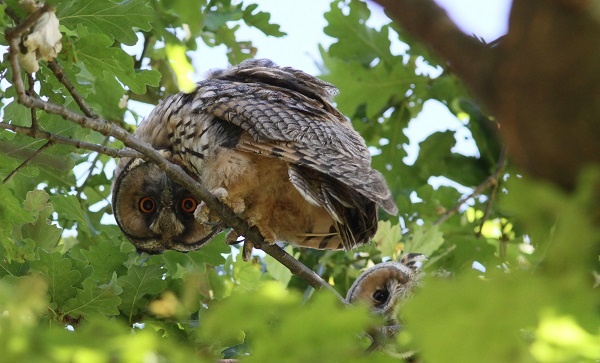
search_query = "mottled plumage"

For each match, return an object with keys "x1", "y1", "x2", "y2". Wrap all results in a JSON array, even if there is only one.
[{"x1": 112, "y1": 59, "x2": 397, "y2": 254}]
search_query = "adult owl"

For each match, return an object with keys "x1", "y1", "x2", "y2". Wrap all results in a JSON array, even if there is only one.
[{"x1": 112, "y1": 59, "x2": 397, "y2": 254}]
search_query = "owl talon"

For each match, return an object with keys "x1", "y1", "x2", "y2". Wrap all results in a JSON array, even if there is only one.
[
  {"x1": 225, "y1": 229, "x2": 242, "y2": 245},
  {"x1": 241, "y1": 239, "x2": 254, "y2": 261},
  {"x1": 211, "y1": 187, "x2": 246, "y2": 215},
  {"x1": 194, "y1": 201, "x2": 220, "y2": 224},
  {"x1": 247, "y1": 217, "x2": 276, "y2": 244}
]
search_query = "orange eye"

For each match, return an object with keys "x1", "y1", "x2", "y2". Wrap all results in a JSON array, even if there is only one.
[
  {"x1": 139, "y1": 197, "x2": 155, "y2": 213},
  {"x1": 181, "y1": 197, "x2": 197, "y2": 213}
]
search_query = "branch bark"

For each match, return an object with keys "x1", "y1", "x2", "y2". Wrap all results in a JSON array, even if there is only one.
[{"x1": 370, "y1": 0, "x2": 600, "y2": 194}]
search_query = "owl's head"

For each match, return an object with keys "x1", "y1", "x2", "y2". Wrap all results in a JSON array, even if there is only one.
[
  {"x1": 345, "y1": 254, "x2": 426, "y2": 321},
  {"x1": 112, "y1": 158, "x2": 221, "y2": 254}
]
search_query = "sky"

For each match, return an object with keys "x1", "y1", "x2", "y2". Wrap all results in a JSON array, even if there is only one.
[{"x1": 191, "y1": 0, "x2": 512, "y2": 76}]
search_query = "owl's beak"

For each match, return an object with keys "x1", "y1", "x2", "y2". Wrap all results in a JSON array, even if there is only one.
[{"x1": 149, "y1": 208, "x2": 185, "y2": 241}]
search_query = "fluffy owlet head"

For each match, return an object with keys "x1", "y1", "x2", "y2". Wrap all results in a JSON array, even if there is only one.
[
  {"x1": 345, "y1": 253, "x2": 427, "y2": 322},
  {"x1": 112, "y1": 158, "x2": 221, "y2": 254}
]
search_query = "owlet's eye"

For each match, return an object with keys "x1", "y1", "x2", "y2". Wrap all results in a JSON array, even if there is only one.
[
  {"x1": 181, "y1": 197, "x2": 197, "y2": 213},
  {"x1": 372, "y1": 289, "x2": 389, "y2": 304},
  {"x1": 139, "y1": 197, "x2": 156, "y2": 213}
]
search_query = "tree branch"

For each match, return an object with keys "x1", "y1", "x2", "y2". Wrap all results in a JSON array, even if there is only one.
[
  {"x1": 4, "y1": 7, "x2": 339, "y2": 298},
  {"x1": 0, "y1": 122, "x2": 141, "y2": 159},
  {"x1": 475, "y1": 150, "x2": 506, "y2": 238},
  {"x1": 434, "y1": 150, "x2": 506, "y2": 226}
]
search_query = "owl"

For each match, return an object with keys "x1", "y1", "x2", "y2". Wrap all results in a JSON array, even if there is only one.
[
  {"x1": 345, "y1": 253, "x2": 426, "y2": 352},
  {"x1": 345, "y1": 253, "x2": 427, "y2": 322},
  {"x1": 112, "y1": 59, "x2": 397, "y2": 255}
]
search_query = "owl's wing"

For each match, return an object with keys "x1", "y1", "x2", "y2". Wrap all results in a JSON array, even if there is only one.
[{"x1": 190, "y1": 73, "x2": 398, "y2": 216}]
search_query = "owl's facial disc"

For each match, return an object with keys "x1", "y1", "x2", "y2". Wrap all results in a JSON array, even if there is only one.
[
  {"x1": 345, "y1": 261, "x2": 413, "y2": 314},
  {"x1": 112, "y1": 160, "x2": 221, "y2": 254}
]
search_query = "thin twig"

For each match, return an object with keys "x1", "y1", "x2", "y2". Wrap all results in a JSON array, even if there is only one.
[
  {"x1": 4, "y1": 3, "x2": 52, "y2": 41},
  {"x1": 47, "y1": 60, "x2": 98, "y2": 119},
  {"x1": 434, "y1": 150, "x2": 506, "y2": 226},
  {"x1": 3, "y1": 141, "x2": 53, "y2": 184},
  {"x1": 0, "y1": 122, "x2": 142, "y2": 159},
  {"x1": 475, "y1": 150, "x2": 505, "y2": 237},
  {"x1": 5, "y1": 8, "x2": 338, "y2": 297},
  {"x1": 27, "y1": 73, "x2": 37, "y2": 128},
  {"x1": 133, "y1": 32, "x2": 151, "y2": 70},
  {"x1": 0, "y1": 0, "x2": 21, "y2": 24},
  {"x1": 76, "y1": 136, "x2": 109, "y2": 198}
]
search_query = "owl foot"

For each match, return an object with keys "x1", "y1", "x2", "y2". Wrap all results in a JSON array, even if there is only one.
[
  {"x1": 194, "y1": 202, "x2": 220, "y2": 224},
  {"x1": 224, "y1": 230, "x2": 254, "y2": 262},
  {"x1": 194, "y1": 188, "x2": 246, "y2": 224},
  {"x1": 247, "y1": 217, "x2": 277, "y2": 244},
  {"x1": 241, "y1": 240, "x2": 254, "y2": 262},
  {"x1": 212, "y1": 187, "x2": 246, "y2": 215},
  {"x1": 225, "y1": 229, "x2": 241, "y2": 245}
]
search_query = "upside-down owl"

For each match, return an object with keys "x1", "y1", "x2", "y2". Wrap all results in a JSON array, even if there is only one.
[
  {"x1": 346, "y1": 253, "x2": 426, "y2": 323},
  {"x1": 112, "y1": 59, "x2": 397, "y2": 255},
  {"x1": 346, "y1": 253, "x2": 426, "y2": 352}
]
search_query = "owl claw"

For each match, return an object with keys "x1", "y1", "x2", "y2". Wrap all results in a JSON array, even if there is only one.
[
  {"x1": 247, "y1": 217, "x2": 276, "y2": 244},
  {"x1": 212, "y1": 187, "x2": 246, "y2": 214},
  {"x1": 225, "y1": 229, "x2": 241, "y2": 245},
  {"x1": 241, "y1": 240, "x2": 254, "y2": 262},
  {"x1": 223, "y1": 230, "x2": 253, "y2": 262},
  {"x1": 194, "y1": 201, "x2": 219, "y2": 224}
]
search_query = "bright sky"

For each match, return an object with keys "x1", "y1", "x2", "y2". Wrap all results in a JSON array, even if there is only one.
[{"x1": 192, "y1": 0, "x2": 512, "y2": 76}]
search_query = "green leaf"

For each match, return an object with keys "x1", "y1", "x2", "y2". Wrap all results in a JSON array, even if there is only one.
[
  {"x1": 372, "y1": 220, "x2": 403, "y2": 259},
  {"x1": 21, "y1": 207, "x2": 62, "y2": 251},
  {"x1": 116, "y1": 265, "x2": 167, "y2": 320},
  {"x1": 413, "y1": 131, "x2": 488, "y2": 187},
  {"x1": 50, "y1": 194, "x2": 96, "y2": 236},
  {"x1": 230, "y1": 255, "x2": 262, "y2": 292},
  {"x1": 80, "y1": 242, "x2": 128, "y2": 283},
  {"x1": 2, "y1": 99, "x2": 32, "y2": 127},
  {"x1": 57, "y1": 0, "x2": 154, "y2": 45},
  {"x1": 29, "y1": 251, "x2": 81, "y2": 307},
  {"x1": 404, "y1": 223, "x2": 444, "y2": 257},
  {"x1": 148, "y1": 232, "x2": 228, "y2": 279},
  {"x1": 320, "y1": 52, "x2": 416, "y2": 119},
  {"x1": 0, "y1": 186, "x2": 35, "y2": 226},
  {"x1": 73, "y1": 28, "x2": 161, "y2": 94},
  {"x1": 324, "y1": 0, "x2": 393, "y2": 66},
  {"x1": 0, "y1": 3, "x2": 6, "y2": 28},
  {"x1": 207, "y1": 266, "x2": 232, "y2": 300},
  {"x1": 203, "y1": 4, "x2": 244, "y2": 31},
  {"x1": 264, "y1": 245, "x2": 293, "y2": 286},
  {"x1": 24, "y1": 190, "x2": 51, "y2": 219},
  {"x1": 62, "y1": 278, "x2": 121, "y2": 318},
  {"x1": 242, "y1": 4, "x2": 286, "y2": 37}
]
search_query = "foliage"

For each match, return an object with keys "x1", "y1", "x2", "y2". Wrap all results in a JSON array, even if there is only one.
[{"x1": 0, "y1": 0, "x2": 598, "y2": 362}]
